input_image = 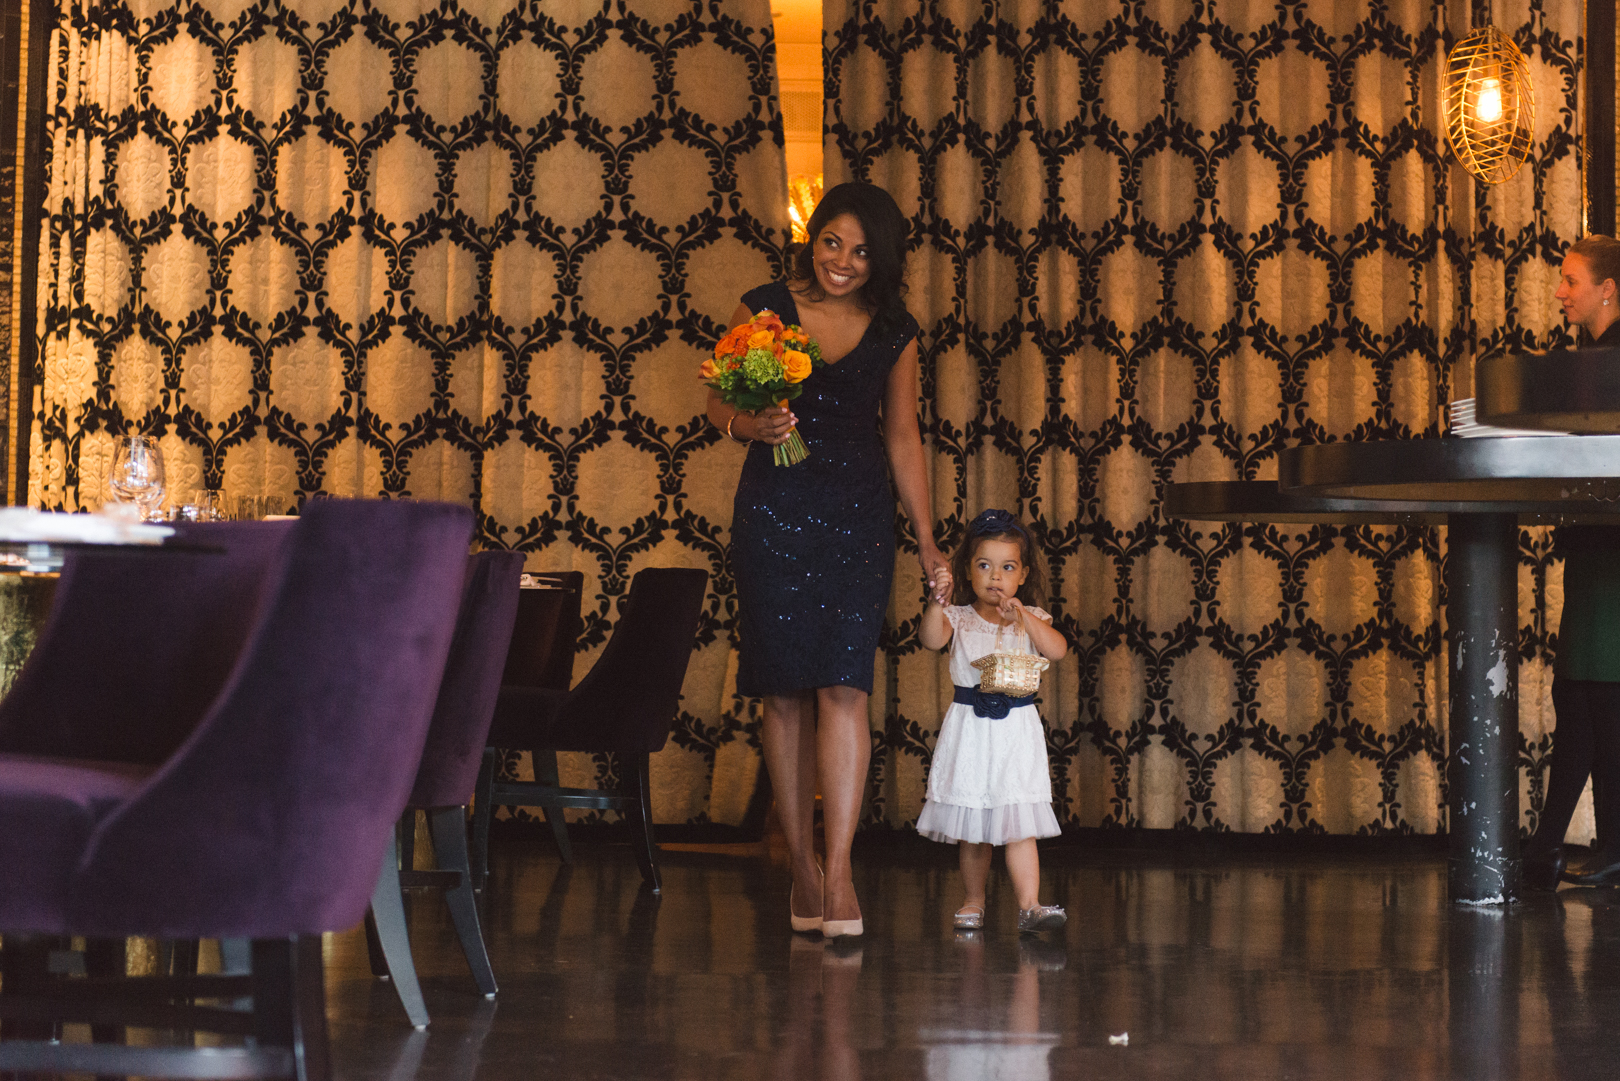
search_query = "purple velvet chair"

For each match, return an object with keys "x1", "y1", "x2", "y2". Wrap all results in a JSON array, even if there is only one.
[
  {"x1": 0, "y1": 500, "x2": 472, "y2": 1081},
  {"x1": 365, "y1": 549, "x2": 522, "y2": 1029},
  {"x1": 472, "y1": 567, "x2": 708, "y2": 895},
  {"x1": 0, "y1": 520, "x2": 295, "y2": 1026},
  {"x1": 0, "y1": 520, "x2": 293, "y2": 764}
]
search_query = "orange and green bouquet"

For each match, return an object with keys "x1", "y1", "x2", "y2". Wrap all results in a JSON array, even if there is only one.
[{"x1": 702, "y1": 309, "x2": 825, "y2": 466}]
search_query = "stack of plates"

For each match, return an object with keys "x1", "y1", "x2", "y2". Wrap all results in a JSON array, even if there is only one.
[{"x1": 1448, "y1": 397, "x2": 1566, "y2": 438}]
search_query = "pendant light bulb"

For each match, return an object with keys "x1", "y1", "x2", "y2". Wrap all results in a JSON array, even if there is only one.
[{"x1": 1477, "y1": 77, "x2": 1503, "y2": 123}]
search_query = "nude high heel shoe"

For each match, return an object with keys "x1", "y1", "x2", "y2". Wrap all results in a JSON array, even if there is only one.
[
  {"x1": 821, "y1": 871, "x2": 862, "y2": 937},
  {"x1": 790, "y1": 883, "x2": 823, "y2": 934}
]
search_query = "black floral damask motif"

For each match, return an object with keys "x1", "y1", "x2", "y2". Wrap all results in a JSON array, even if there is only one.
[{"x1": 828, "y1": 0, "x2": 1583, "y2": 834}]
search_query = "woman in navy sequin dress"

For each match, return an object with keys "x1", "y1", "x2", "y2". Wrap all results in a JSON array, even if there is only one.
[{"x1": 707, "y1": 184, "x2": 946, "y2": 937}]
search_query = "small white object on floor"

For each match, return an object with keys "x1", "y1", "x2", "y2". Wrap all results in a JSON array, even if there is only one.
[{"x1": 1109, "y1": 1033, "x2": 1129, "y2": 1047}]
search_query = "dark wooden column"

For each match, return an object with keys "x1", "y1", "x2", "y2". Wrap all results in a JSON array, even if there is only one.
[{"x1": 1589, "y1": 0, "x2": 1616, "y2": 236}]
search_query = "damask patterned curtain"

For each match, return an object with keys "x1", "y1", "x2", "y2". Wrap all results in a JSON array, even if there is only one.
[
  {"x1": 30, "y1": 0, "x2": 787, "y2": 828},
  {"x1": 828, "y1": 0, "x2": 1586, "y2": 836},
  {"x1": 28, "y1": 0, "x2": 1589, "y2": 837}
]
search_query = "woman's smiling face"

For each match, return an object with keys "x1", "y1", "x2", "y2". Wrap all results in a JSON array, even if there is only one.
[{"x1": 812, "y1": 213, "x2": 872, "y2": 299}]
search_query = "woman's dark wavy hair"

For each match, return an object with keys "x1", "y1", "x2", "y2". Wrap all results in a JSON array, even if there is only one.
[
  {"x1": 949, "y1": 509, "x2": 1046, "y2": 608},
  {"x1": 790, "y1": 182, "x2": 909, "y2": 330}
]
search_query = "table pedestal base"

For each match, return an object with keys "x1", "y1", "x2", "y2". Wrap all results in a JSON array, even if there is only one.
[{"x1": 1445, "y1": 512, "x2": 1520, "y2": 903}]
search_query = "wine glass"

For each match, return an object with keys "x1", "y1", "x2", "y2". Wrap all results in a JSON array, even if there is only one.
[{"x1": 109, "y1": 435, "x2": 166, "y2": 521}]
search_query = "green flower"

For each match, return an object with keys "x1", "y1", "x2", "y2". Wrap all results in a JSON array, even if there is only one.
[{"x1": 741, "y1": 347, "x2": 785, "y2": 385}]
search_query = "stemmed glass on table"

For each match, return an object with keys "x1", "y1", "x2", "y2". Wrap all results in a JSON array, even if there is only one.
[{"x1": 109, "y1": 434, "x2": 166, "y2": 521}]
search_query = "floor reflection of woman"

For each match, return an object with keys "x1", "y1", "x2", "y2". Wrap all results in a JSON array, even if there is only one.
[
  {"x1": 1523, "y1": 235, "x2": 1620, "y2": 889},
  {"x1": 708, "y1": 183, "x2": 947, "y2": 936}
]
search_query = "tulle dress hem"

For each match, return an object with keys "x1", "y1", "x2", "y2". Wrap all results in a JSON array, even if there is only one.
[{"x1": 915, "y1": 800, "x2": 1061, "y2": 845}]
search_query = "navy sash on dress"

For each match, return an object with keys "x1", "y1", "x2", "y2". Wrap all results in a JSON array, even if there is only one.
[{"x1": 952, "y1": 684, "x2": 1035, "y2": 720}]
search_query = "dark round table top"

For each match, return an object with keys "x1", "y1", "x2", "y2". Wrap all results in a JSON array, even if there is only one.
[
  {"x1": 1277, "y1": 435, "x2": 1620, "y2": 511},
  {"x1": 1165, "y1": 479, "x2": 1620, "y2": 525},
  {"x1": 1476, "y1": 348, "x2": 1620, "y2": 433},
  {"x1": 1163, "y1": 481, "x2": 1451, "y2": 525}
]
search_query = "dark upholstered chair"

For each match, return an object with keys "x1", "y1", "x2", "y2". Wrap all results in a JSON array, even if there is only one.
[
  {"x1": 366, "y1": 549, "x2": 523, "y2": 1029},
  {"x1": 0, "y1": 500, "x2": 472, "y2": 1081},
  {"x1": 471, "y1": 571, "x2": 584, "y2": 872},
  {"x1": 472, "y1": 567, "x2": 708, "y2": 895}
]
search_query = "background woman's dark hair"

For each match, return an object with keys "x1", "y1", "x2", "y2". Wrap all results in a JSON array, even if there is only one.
[
  {"x1": 949, "y1": 514, "x2": 1046, "y2": 609},
  {"x1": 790, "y1": 182, "x2": 909, "y2": 329},
  {"x1": 1569, "y1": 234, "x2": 1620, "y2": 295}
]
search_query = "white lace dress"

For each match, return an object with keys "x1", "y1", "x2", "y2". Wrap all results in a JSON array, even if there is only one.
[{"x1": 915, "y1": 604, "x2": 1061, "y2": 846}]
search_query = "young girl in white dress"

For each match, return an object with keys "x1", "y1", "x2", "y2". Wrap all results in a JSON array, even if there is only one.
[{"x1": 916, "y1": 509, "x2": 1069, "y2": 933}]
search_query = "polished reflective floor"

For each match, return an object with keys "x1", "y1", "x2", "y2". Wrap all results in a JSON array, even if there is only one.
[{"x1": 324, "y1": 835, "x2": 1620, "y2": 1080}]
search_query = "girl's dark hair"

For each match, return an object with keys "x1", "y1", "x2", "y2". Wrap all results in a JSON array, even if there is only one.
[
  {"x1": 789, "y1": 182, "x2": 909, "y2": 329},
  {"x1": 950, "y1": 509, "x2": 1046, "y2": 608},
  {"x1": 1570, "y1": 234, "x2": 1620, "y2": 295}
]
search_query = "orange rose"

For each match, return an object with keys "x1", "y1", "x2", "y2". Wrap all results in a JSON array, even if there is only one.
[
  {"x1": 783, "y1": 349, "x2": 812, "y2": 383},
  {"x1": 699, "y1": 358, "x2": 718, "y2": 379},
  {"x1": 747, "y1": 328, "x2": 776, "y2": 350}
]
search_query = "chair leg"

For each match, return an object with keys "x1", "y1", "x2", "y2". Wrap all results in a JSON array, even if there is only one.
[
  {"x1": 252, "y1": 935, "x2": 332, "y2": 1081},
  {"x1": 398, "y1": 810, "x2": 417, "y2": 873},
  {"x1": 428, "y1": 805, "x2": 499, "y2": 998},
  {"x1": 0, "y1": 934, "x2": 57, "y2": 1041},
  {"x1": 83, "y1": 938, "x2": 127, "y2": 1047},
  {"x1": 535, "y1": 748, "x2": 573, "y2": 863},
  {"x1": 169, "y1": 938, "x2": 199, "y2": 977},
  {"x1": 221, "y1": 938, "x2": 252, "y2": 1010},
  {"x1": 471, "y1": 747, "x2": 497, "y2": 893},
  {"x1": 626, "y1": 751, "x2": 662, "y2": 895},
  {"x1": 369, "y1": 833, "x2": 430, "y2": 1029},
  {"x1": 362, "y1": 910, "x2": 390, "y2": 979}
]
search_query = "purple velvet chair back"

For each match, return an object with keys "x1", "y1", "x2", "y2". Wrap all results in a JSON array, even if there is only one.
[
  {"x1": 0, "y1": 521, "x2": 293, "y2": 764},
  {"x1": 407, "y1": 550, "x2": 523, "y2": 809},
  {"x1": 64, "y1": 500, "x2": 473, "y2": 939}
]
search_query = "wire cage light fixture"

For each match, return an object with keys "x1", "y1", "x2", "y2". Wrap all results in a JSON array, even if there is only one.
[{"x1": 1443, "y1": 24, "x2": 1535, "y2": 185}]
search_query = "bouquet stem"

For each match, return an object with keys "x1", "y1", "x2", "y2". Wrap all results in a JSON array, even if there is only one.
[{"x1": 773, "y1": 430, "x2": 808, "y2": 467}]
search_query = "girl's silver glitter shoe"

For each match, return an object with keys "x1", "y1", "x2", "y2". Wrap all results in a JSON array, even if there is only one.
[
  {"x1": 953, "y1": 904, "x2": 985, "y2": 929},
  {"x1": 1017, "y1": 904, "x2": 1067, "y2": 933}
]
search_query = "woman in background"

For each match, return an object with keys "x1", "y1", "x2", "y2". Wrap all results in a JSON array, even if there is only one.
[{"x1": 1524, "y1": 234, "x2": 1620, "y2": 889}]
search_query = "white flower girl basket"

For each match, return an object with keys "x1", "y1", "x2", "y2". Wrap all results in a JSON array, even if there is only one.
[{"x1": 969, "y1": 620, "x2": 1049, "y2": 697}]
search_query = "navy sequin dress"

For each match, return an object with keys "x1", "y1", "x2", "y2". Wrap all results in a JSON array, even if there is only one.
[{"x1": 731, "y1": 281, "x2": 920, "y2": 697}]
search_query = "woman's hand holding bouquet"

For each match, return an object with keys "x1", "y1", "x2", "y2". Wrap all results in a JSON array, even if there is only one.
[{"x1": 703, "y1": 310, "x2": 824, "y2": 466}]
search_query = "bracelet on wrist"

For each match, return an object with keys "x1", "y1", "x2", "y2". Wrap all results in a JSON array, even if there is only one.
[{"x1": 726, "y1": 411, "x2": 753, "y2": 444}]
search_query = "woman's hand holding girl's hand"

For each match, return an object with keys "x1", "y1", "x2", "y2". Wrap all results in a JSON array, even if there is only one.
[
  {"x1": 918, "y1": 543, "x2": 949, "y2": 599},
  {"x1": 749, "y1": 405, "x2": 797, "y2": 446},
  {"x1": 917, "y1": 564, "x2": 954, "y2": 651}
]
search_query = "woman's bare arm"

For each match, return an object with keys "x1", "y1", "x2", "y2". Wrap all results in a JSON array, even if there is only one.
[{"x1": 883, "y1": 340, "x2": 947, "y2": 589}]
